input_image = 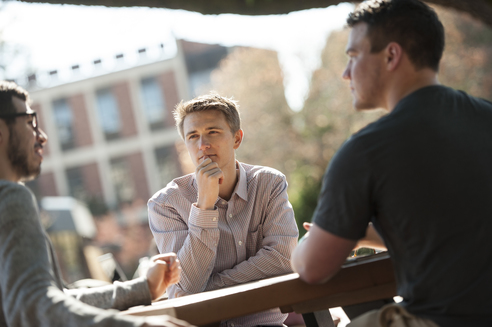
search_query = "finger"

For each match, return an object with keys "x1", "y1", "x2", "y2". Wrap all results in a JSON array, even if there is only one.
[
  {"x1": 196, "y1": 157, "x2": 214, "y2": 170},
  {"x1": 303, "y1": 222, "x2": 312, "y2": 231},
  {"x1": 151, "y1": 253, "x2": 177, "y2": 264},
  {"x1": 202, "y1": 166, "x2": 222, "y2": 177}
]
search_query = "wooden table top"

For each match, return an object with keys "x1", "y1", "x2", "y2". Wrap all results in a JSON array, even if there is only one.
[{"x1": 121, "y1": 252, "x2": 396, "y2": 326}]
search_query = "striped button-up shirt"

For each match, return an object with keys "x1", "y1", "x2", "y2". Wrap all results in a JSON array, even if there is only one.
[{"x1": 148, "y1": 162, "x2": 299, "y2": 327}]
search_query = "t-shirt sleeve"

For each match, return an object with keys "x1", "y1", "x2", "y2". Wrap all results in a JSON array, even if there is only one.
[{"x1": 312, "y1": 137, "x2": 374, "y2": 240}]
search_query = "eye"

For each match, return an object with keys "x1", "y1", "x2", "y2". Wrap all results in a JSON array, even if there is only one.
[{"x1": 188, "y1": 134, "x2": 198, "y2": 140}]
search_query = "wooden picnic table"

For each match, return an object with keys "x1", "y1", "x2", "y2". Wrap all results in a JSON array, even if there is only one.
[{"x1": 121, "y1": 252, "x2": 396, "y2": 327}]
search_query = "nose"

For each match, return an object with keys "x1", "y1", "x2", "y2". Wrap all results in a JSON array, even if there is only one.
[
  {"x1": 198, "y1": 135, "x2": 210, "y2": 150},
  {"x1": 342, "y1": 63, "x2": 351, "y2": 80},
  {"x1": 36, "y1": 127, "x2": 48, "y2": 145}
]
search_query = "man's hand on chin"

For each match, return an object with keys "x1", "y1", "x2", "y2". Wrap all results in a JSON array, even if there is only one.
[{"x1": 196, "y1": 157, "x2": 223, "y2": 210}]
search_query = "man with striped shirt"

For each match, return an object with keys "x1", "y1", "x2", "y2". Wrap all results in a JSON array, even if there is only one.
[{"x1": 148, "y1": 93, "x2": 299, "y2": 327}]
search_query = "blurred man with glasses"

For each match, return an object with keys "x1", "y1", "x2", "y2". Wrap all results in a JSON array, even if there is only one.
[{"x1": 0, "y1": 81, "x2": 192, "y2": 327}]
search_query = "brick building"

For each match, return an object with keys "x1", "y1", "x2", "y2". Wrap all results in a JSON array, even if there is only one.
[
  {"x1": 19, "y1": 39, "x2": 229, "y2": 278},
  {"x1": 25, "y1": 39, "x2": 229, "y2": 211}
]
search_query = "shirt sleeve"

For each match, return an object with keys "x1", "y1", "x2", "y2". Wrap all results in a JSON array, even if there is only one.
[
  {"x1": 206, "y1": 174, "x2": 299, "y2": 290},
  {"x1": 312, "y1": 137, "x2": 374, "y2": 240},
  {"x1": 0, "y1": 184, "x2": 147, "y2": 327},
  {"x1": 148, "y1": 195, "x2": 220, "y2": 297}
]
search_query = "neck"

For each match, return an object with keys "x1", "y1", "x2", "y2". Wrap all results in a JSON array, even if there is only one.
[
  {"x1": 218, "y1": 161, "x2": 239, "y2": 201},
  {"x1": 386, "y1": 67, "x2": 440, "y2": 112},
  {"x1": 0, "y1": 161, "x2": 18, "y2": 182}
]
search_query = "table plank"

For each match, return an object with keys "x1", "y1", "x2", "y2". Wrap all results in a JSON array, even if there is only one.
[{"x1": 122, "y1": 253, "x2": 395, "y2": 326}]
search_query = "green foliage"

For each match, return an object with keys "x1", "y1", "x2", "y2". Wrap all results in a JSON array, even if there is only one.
[{"x1": 290, "y1": 175, "x2": 322, "y2": 238}]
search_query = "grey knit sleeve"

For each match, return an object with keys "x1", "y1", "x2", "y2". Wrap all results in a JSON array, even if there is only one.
[{"x1": 64, "y1": 277, "x2": 152, "y2": 310}]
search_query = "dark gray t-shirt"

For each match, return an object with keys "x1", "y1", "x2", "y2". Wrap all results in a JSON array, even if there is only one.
[{"x1": 313, "y1": 85, "x2": 492, "y2": 326}]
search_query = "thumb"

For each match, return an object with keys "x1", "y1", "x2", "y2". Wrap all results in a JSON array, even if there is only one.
[{"x1": 303, "y1": 222, "x2": 312, "y2": 231}]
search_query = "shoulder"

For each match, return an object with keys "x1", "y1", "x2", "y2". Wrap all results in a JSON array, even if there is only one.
[
  {"x1": 0, "y1": 181, "x2": 38, "y2": 226},
  {"x1": 239, "y1": 163, "x2": 288, "y2": 196},
  {"x1": 240, "y1": 162, "x2": 286, "y2": 183},
  {"x1": 0, "y1": 181, "x2": 37, "y2": 207},
  {"x1": 148, "y1": 173, "x2": 196, "y2": 207}
]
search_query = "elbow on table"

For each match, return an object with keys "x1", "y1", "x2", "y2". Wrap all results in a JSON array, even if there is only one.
[{"x1": 296, "y1": 264, "x2": 337, "y2": 285}]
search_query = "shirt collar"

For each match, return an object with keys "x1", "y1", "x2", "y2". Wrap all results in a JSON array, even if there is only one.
[{"x1": 234, "y1": 161, "x2": 248, "y2": 201}]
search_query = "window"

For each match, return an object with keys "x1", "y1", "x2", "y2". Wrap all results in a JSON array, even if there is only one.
[
  {"x1": 53, "y1": 99, "x2": 75, "y2": 150},
  {"x1": 96, "y1": 89, "x2": 121, "y2": 140},
  {"x1": 110, "y1": 158, "x2": 135, "y2": 204},
  {"x1": 66, "y1": 166, "x2": 86, "y2": 200},
  {"x1": 140, "y1": 77, "x2": 166, "y2": 130},
  {"x1": 189, "y1": 68, "x2": 214, "y2": 97},
  {"x1": 155, "y1": 146, "x2": 179, "y2": 188}
]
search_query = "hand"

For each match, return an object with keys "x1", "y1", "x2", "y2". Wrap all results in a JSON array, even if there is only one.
[
  {"x1": 143, "y1": 315, "x2": 194, "y2": 327},
  {"x1": 196, "y1": 157, "x2": 223, "y2": 210},
  {"x1": 146, "y1": 253, "x2": 181, "y2": 301}
]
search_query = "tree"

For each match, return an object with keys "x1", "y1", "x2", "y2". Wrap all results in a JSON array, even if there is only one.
[
  {"x1": 208, "y1": 5, "x2": 492, "y2": 237},
  {"x1": 438, "y1": 6, "x2": 492, "y2": 100},
  {"x1": 211, "y1": 47, "x2": 301, "y2": 178}
]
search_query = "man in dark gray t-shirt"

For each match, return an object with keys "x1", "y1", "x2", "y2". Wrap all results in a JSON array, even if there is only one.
[
  {"x1": 0, "y1": 81, "x2": 191, "y2": 327},
  {"x1": 292, "y1": 1, "x2": 492, "y2": 326}
]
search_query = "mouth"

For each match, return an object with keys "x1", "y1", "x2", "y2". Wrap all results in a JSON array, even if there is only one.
[{"x1": 34, "y1": 144, "x2": 44, "y2": 160}]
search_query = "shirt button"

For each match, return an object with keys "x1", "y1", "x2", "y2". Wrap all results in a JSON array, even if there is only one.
[
  {"x1": 238, "y1": 241, "x2": 242, "y2": 246},
  {"x1": 229, "y1": 214, "x2": 233, "y2": 218},
  {"x1": 212, "y1": 217, "x2": 217, "y2": 222},
  {"x1": 222, "y1": 200, "x2": 227, "y2": 205}
]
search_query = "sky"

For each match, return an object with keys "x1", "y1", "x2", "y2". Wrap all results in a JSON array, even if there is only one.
[{"x1": 0, "y1": 1, "x2": 353, "y2": 111}]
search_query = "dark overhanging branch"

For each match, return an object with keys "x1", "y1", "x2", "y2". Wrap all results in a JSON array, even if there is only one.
[{"x1": 16, "y1": 0, "x2": 492, "y2": 27}]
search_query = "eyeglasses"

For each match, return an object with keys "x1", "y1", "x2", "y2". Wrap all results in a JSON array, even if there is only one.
[{"x1": 0, "y1": 112, "x2": 38, "y2": 130}]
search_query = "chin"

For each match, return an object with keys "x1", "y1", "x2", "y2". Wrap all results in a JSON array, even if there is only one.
[{"x1": 19, "y1": 167, "x2": 42, "y2": 183}]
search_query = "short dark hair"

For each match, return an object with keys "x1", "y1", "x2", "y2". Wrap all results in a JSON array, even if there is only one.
[
  {"x1": 173, "y1": 92, "x2": 241, "y2": 139},
  {"x1": 0, "y1": 81, "x2": 30, "y2": 126},
  {"x1": 347, "y1": 0, "x2": 445, "y2": 71}
]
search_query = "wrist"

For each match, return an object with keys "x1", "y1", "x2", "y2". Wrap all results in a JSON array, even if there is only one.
[{"x1": 197, "y1": 197, "x2": 216, "y2": 210}]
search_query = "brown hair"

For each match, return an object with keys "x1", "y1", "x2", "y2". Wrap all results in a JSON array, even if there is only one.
[
  {"x1": 347, "y1": 0, "x2": 444, "y2": 72},
  {"x1": 173, "y1": 92, "x2": 241, "y2": 139}
]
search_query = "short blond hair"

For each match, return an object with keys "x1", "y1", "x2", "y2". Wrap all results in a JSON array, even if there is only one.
[{"x1": 173, "y1": 93, "x2": 241, "y2": 139}]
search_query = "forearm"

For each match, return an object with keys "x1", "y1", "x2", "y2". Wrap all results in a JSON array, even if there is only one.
[
  {"x1": 64, "y1": 277, "x2": 151, "y2": 310},
  {"x1": 292, "y1": 224, "x2": 356, "y2": 284},
  {"x1": 206, "y1": 235, "x2": 297, "y2": 290},
  {"x1": 149, "y1": 202, "x2": 220, "y2": 296}
]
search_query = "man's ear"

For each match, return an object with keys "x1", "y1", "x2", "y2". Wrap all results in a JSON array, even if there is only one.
[
  {"x1": 385, "y1": 42, "x2": 403, "y2": 71},
  {"x1": 233, "y1": 129, "x2": 244, "y2": 150}
]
